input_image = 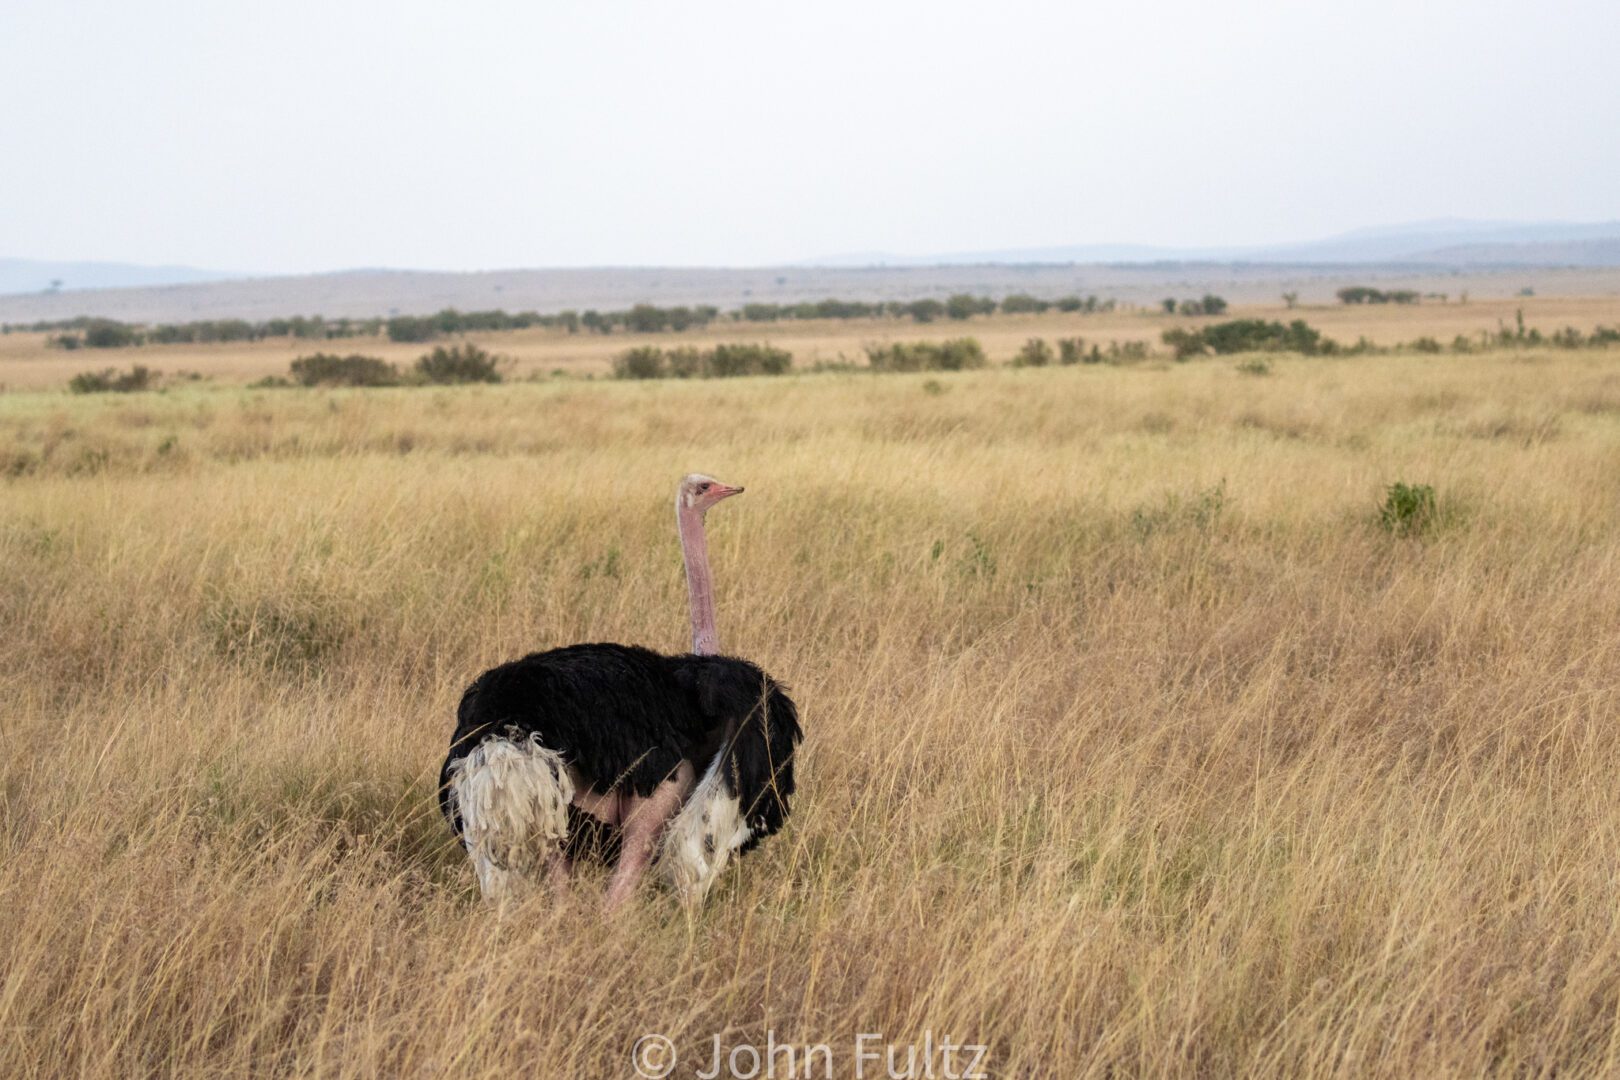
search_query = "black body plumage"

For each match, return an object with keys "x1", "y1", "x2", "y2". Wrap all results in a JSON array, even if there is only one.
[{"x1": 439, "y1": 642, "x2": 802, "y2": 857}]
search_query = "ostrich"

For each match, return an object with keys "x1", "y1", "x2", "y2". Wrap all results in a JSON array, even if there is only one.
[{"x1": 438, "y1": 474, "x2": 802, "y2": 911}]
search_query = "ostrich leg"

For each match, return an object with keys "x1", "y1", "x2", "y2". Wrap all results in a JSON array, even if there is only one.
[{"x1": 603, "y1": 762, "x2": 695, "y2": 913}]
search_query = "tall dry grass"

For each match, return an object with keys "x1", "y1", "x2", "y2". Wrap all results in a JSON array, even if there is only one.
[{"x1": 3, "y1": 351, "x2": 1620, "y2": 1076}]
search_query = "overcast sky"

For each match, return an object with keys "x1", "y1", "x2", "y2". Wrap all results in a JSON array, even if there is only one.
[{"x1": 2, "y1": 0, "x2": 1617, "y2": 273}]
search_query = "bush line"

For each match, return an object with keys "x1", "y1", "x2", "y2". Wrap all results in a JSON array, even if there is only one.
[{"x1": 15, "y1": 291, "x2": 1138, "y2": 350}]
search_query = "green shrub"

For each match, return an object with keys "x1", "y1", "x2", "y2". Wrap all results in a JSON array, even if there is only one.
[
  {"x1": 865, "y1": 338, "x2": 986, "y2": 372},
  {"x1": 415, "y1": 343, "x2": 502, "y2": 384},
  {"x1": 1162, "y1": 328, "x2": 1205, "y2": 360},
  {"x1": 1207, "y1": 319, "x2": 1324, "y2": 354},
  {"x1": 665, "y1": 347, "x2": 704, "y2": 378},
  {"x1": 1166, "y1": 318, "x2": 1334, "y2": 358},
  {"x1": 68, "y1": 365, "x2": 156, "y2": 393},
  {"x1": 1409, "y1": 337, "x2": 1443, "y2": 354},
  {"x1": 1013, "y1": 338, "x2": 1053, "y2": 367},
  {"x1": 81, "y1": 319, "x2": 142, "y2": 348},
  {"x1": 1057, "y1": 338, "x2": 1086, "y2": 365},
  {"x1": 1379, "y1": 482, "x2": 1437, "y2": 535},
  {"x1": 613, "y1": 346, "x2": 664, "y2": 379},
  {"x1": 611, "y1": 343, "x2": 792, "y2": 380},
  {"x1": 1235, "y1": 358, "x2": 1271, "y2": 376},
  {"x1": 289, "y1": 353, "x2": 401, "y2": 387},
  {"x1": 708, "y1": 343, "x2": 792, "y2": 377}
]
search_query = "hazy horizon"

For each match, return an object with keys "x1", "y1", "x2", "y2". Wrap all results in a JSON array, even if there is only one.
[{"x1": 4, "y1": 0, "x2": 1617, "y2": 274}]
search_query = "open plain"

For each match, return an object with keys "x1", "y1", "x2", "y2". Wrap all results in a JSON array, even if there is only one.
[
  {"x1": 3, "y1": 298, "x2": 1620, "y2": 1075},
  {"x1": 4, "y1": 293, "x2": 1620, "y2": 390}
]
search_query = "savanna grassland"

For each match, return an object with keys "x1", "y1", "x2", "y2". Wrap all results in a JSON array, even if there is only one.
[
  {"x1": 3, "y1": 308, "x2": 1620, "y2": 1076},
  {"x1": 5, "y1": 293, "x2": 1620, "y2": 388}
]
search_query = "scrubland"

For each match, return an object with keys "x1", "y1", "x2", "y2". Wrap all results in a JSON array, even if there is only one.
[{"x1": 3, "y1": 324, "x2": 1620, "y2": 1076}]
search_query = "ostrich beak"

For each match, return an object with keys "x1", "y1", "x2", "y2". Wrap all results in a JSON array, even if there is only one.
[{"x1": 712, "y1": 483, "x2": 744, "y2": 501}]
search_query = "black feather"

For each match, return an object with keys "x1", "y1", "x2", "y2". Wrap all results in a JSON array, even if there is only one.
[{"x1": 440, "y1": 643, "x2": 802, "y2": 860}]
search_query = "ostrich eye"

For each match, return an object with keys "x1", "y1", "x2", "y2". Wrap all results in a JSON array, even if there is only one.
[{"x1": 697, "y1": 482, "x2": 711, "y2": 493}]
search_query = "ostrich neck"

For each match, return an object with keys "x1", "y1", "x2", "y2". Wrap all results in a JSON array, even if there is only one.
[{"x1": 678, "y1": 504, "x2": 719, "y2": 655}]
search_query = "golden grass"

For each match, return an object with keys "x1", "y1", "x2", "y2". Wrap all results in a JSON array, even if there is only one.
[{"x1": 3, "y1": 348, "x2": 1620, "y2": 1076}]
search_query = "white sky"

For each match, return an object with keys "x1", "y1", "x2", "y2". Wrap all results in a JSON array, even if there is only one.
[{"x1": 2, "y1": 0, "x2": 1617, "y2": 272}]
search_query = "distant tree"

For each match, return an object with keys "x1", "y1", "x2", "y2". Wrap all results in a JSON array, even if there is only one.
[
  {"x1": 623, "y1": 304, "x2": 668, "y2": 333},
  {"x1": 1000, "y1": 294, "x2": 1050, "y2": 315},
  {"x1": 1282, "y1": 292, "x2": 1299, "y2": 309},
  {"x1": 1199, "y1": 294, "x2": 1228, "y2": 316},
  {"x1": 904, "y1": 299, "x2": 945, "y2": 323},
  {"x1": 1336, "y1": 286, "x2": 1386, "y2": 305},
  {"x1": 1162, "y1": 298, "x2": 1178, "y2": 315},
  {"x1": 82, "y1": 319, "x2": 141, "y2": 348},
  {"x1": 945, "y1": 293, "x2": 994, "y2": 320},
  {"x1": 385, "y1": 315, "x2": 438, "y2": 343}
]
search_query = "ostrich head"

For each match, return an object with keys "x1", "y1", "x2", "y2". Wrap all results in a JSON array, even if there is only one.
[{"x1": 679, "y1": 473, "x2": 744, "y2": 514}]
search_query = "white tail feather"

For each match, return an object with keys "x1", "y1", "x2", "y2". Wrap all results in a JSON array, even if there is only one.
[
  {"x1": 446, "y1": 734, "x2": 574, "y2": 900},
  {"x1": 661, "y1": 753, "x2": 754, "y2": 905}
]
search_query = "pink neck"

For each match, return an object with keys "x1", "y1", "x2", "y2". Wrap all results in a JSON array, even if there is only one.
[{"x1": 678, "y1": 503, "x2": 719, "y2": 655}]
